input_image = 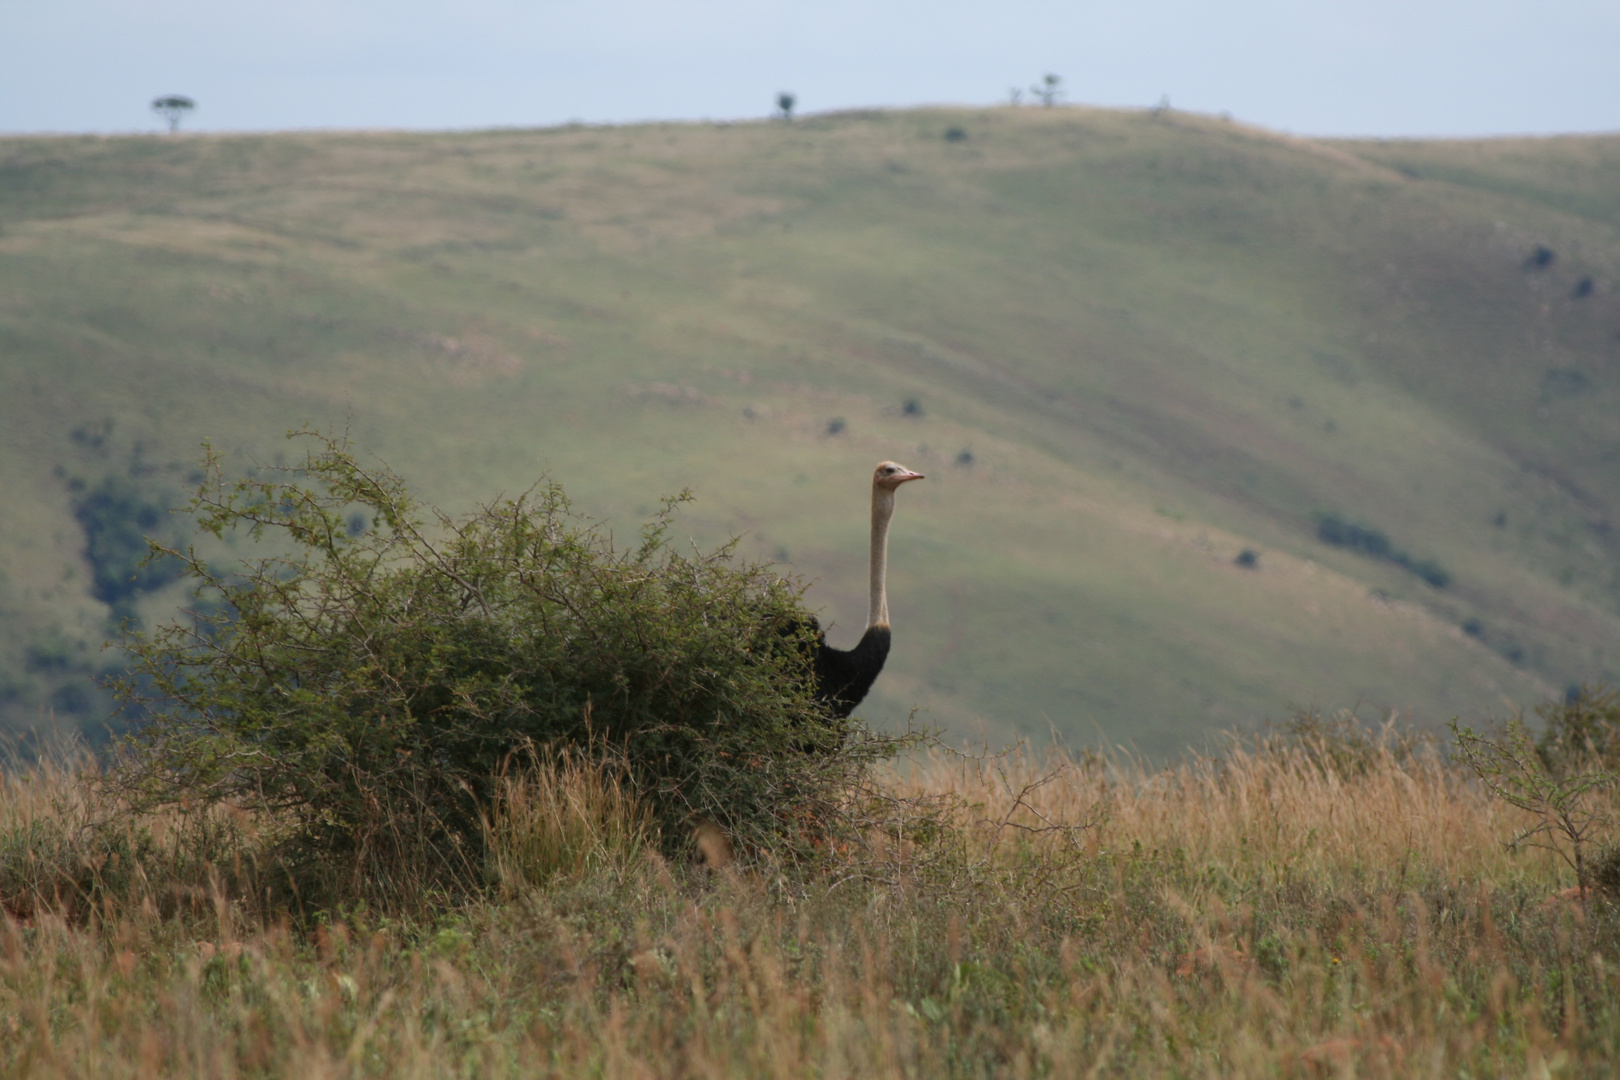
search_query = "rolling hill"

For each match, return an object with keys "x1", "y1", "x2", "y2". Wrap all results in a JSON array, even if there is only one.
[{"x1": 3, "y1": 106, "x2": 1619, "y2": 756}]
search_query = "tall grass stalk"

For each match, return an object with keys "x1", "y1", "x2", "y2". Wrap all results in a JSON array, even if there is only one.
[{"x1": 483, "y1": 748, "x2": 656, "y2": 891}]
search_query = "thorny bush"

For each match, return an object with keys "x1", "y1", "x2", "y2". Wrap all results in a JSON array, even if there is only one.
[{"x1": 112, "y1": 431, "x2": 921, "y2": 911}]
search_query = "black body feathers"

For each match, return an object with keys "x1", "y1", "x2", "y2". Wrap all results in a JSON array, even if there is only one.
[
  {"x1": 811, "y1": 620, "x2": 892, "y2": 720},
  {"x1": 775, "y1": 615, "x2": 891, "y2": 721}
]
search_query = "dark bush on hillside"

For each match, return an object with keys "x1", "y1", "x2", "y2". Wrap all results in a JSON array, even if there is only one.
[
  {"x1": 70, "y1": 473, "x2": 183, "y2": 622},
  {"x1": 1406, "y1": 557, "x2": 1451, "y2": 589},
  {"x1": 1316, "y1": 514, "x2": 1391, "y2": 559},
  {"x1": 1315, "y1": 512, "x2": 1449, "y2": 588},
  {"x1": 114, "y1": 432, "x2": 915, "y2": 910}
]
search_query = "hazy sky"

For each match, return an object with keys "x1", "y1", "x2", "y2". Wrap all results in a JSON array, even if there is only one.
[{"x1": 5, "y1": 1, "x2": 1619, "y2": 139}]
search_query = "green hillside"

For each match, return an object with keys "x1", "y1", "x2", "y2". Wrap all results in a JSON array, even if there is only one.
[{"x1": 3, "y1": 107, "x2": 1619, "y2": 756}]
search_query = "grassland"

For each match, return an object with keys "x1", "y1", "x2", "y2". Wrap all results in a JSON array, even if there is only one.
[
  {"x1": 3, "y1": 725, "x2": 1618, "y2": 1078},
  {"x1": 3, "y1": 107, "x2": 1620, "y2": 751}
]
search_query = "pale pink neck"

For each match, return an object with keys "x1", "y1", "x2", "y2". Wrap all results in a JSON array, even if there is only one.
[{"x1": 868, "y1": 485, "x2": 895, "y2": 629}]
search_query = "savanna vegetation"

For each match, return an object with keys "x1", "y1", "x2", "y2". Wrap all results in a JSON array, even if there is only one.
[
  {"x1": 1, "y1": 439, "x2": 1618, "y2": 1077},
  {"x1": 5, "y1": 106, "x2": 1620, "y2": 1075}
]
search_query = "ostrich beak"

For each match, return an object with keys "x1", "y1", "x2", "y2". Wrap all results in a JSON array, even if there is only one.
[{"x1": 897, "y1": 470, "x2": 924, "y2": 483}]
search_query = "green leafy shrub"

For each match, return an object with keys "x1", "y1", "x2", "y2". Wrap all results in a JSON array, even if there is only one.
[{"x1": 114, "y1": 431, "x2": 915, "y2": 911}]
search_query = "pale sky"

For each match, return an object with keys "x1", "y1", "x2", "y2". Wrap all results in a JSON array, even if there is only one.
[{"x1": 4, "y1": 1, "x2": 1619, "y2": 138}]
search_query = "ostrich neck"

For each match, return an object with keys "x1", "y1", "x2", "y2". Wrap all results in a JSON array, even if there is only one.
[{"x1": 868, "y1": 486, "x2": 896, "y2": 629}]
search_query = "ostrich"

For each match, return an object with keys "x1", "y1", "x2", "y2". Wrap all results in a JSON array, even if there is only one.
[{"x1": 805, "y1": 461, "x2": 924, "y2": 720}]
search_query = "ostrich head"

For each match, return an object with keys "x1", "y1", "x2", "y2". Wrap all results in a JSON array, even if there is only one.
[{"x1": 873, "y1": 461, "x2": 925, "y2": 490}]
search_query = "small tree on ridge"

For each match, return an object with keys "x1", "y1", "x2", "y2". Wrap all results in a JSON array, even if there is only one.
[
  {"x1": 151, "y1": 95, "x2": 195, "y2": 133},
  {"x1": 1030, "y1": 74, "x2": 1064, "y2": 107}
]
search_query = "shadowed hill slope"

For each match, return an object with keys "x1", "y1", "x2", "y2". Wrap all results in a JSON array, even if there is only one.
[{"x1": 3, "y1": 107, "x2": 1618, "y2": 755}]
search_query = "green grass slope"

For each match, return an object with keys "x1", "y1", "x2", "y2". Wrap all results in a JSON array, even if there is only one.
[{"x1": 3, "y1": 107, "x2": 1618, "y2": 755}]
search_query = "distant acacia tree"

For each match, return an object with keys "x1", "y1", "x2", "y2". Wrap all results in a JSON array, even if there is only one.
[
  {"x1": 151, "y1": 95, "x2": 196, "y2": 133},
  {"x1": 1031, "y1": 74, "x2": 1064, "y2": 107},
  {"x1": 776, "y1": 92, "x2": 796, "y2": 121}
]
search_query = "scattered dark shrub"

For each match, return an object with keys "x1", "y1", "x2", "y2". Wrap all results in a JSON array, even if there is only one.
[
  {"x1": 1525, "y1": 245, "x2": 1556, "y2": 270},
  {"x1": 70, "y1": 472, "x2": 183, "y2": 622},
  {"x1": 1407, "y1": 558, "x2": 1451, "y2": 589},
  {"x1": 943, "y1": 126, "x2": 967, "y2": 143},
  {"x1": 955, "y1": 449, "x2": 974, "y2": 467},
  {"x1": 49, "y1": 683, "x2": 94, "y2": 715},
  {"x1": 1316, "y1": 513, "x2": 1391, "y2": 559},
  {"x1": 902, "y1": 398, "x2": 923, "y2": 417},
  {"x1": 114, "y1": 432, "x2": 917, "y2": 911},
  {"x1": 24, "y1": 638, "x2": 79, "y2": 673},
  {"x1": 1314, "y1": 513, "x2": 1449, "y2": 588},
  {"x1": 69, "y1": 421, "x2": 111, "y2": 451},
  {"x1": 1572, "y1": 276, "x2": 1594, "y2": 299},
  {"x1": 1234, "y1": 549, "x2": 1259, "y2": 569},
  {"x1": 826, "y1": 417, "x2": 846, "y2": 435}
]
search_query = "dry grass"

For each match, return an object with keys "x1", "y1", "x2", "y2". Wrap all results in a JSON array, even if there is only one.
[
  {"x1": 484, "y1": 750, "x2": 657, "y2": 891},
  {"x1": 3, "y1": 728, "x2": 1619, "y2": 1078},
  {"x1": 896, "y1": 728, "x2": 1545, "y2": 885}
]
